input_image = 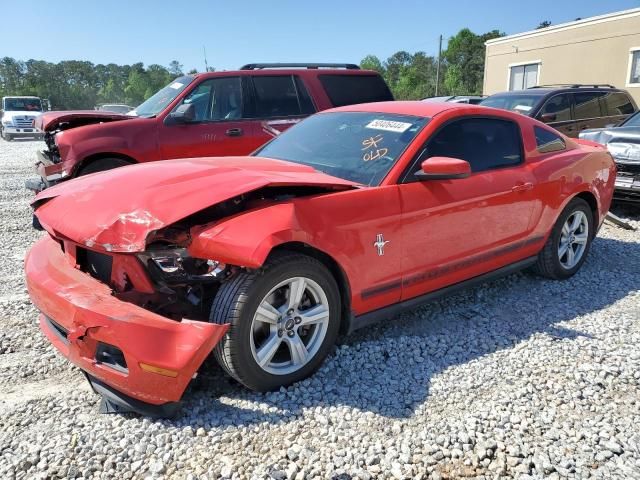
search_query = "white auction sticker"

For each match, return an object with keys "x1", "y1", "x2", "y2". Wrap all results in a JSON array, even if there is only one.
[
  {"x1": 365, "y1": 119, "x2": 412, "y2": 133},
  {"x1": 169, "y1": 82, "x2": 184, "y2": 90},
  {"x1": 514, "y1": 104, "x2": 532, "y2": 112}
]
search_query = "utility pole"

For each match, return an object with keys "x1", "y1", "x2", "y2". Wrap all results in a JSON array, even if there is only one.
[
  {"x1": 203, "y1": 46, "x2": 209, "y2": 72},
  {"x1": 435, "y1": 34, "x2": 443, "y2": 96}
]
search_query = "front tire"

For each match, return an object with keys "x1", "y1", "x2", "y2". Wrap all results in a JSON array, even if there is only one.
[
  {"x1": 534, "y1": 197, "x2": 593, "y2": 280},
  {"x1": 76, "y1": 157, "x2": 132, "y2": 176},
  {"x1": 210, "y1": 252, "x2": 341, "y2": 391}
]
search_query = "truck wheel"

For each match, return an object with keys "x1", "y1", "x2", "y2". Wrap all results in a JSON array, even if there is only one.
[
  {"x1": 77, "y1": 157, "x2": 132, "y2": 176},
  {"x1": 210, "y1": 252, "x2": 341, "y2": 391},
  {"x1": 533, "y1": 198, "x2": 593, "y2": 280}
]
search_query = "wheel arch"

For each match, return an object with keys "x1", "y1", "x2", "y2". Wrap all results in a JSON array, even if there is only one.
[
  {"x1": 73, "y1": 152, "x2": 137, "y2": 176},
  {"x1": 573, "y1": 190, "x2": 600, "y2": 228},
  {"x1": 269, "y1": 241, "x2": 353, "y2": 335}
]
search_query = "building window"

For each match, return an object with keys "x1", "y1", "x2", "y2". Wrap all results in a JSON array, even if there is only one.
[
  {"x1": 629, "y1": 49, "x2": 640, "y2": 85},
  {"x1": 509, "y1": 63, "x2": 539, "y2": 91}
]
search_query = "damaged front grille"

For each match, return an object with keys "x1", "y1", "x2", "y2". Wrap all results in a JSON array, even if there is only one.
[
  {"x1": 617, "y1": 162, "x2": 640, "y2": 175},
  {"x1": 76, "y1": 247, "x2": 113, "y2": 285}
]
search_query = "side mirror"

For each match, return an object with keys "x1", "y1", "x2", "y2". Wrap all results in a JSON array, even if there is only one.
[
  {"x1": 415, "y1": 157, "x2": 471, "y2": 180},
  {"x1": 539, "y1": 113, "x2": 557, "y2": 123},
  {"x1": 168, "y1": 103, "x2": 196, "y2": 124}
]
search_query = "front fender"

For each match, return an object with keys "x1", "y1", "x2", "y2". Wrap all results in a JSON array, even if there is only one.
[
  {"x1": 188, "y1": 203, "x2": 314, "y2": 268},
  {"x1": 57, "y1": 119, "x2": 157, "y2": 174}
]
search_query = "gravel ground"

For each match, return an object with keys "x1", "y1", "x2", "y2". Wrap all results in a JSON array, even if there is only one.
[{"x1": 1, "y1": 139, "x2": 639, "y2": 480}]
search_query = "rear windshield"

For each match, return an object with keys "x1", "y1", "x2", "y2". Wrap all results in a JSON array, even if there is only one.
[
  {"x1": 319, "y1": 74, "x2": 393, "y2": 107},
  {"x1": 621, "y1": 111, "x2": 640, "y2": 127},
  {"x1": 480, "y1": 94, "x2": 543, "y2": 115}
]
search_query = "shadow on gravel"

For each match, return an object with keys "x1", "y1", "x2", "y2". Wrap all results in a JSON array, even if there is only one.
[
  {"x1": 171, "y1": 234, "x2": 640, "y2": 427},
  {"x1": 610, "y1": 203, "x2": 640, "y2": 221}
]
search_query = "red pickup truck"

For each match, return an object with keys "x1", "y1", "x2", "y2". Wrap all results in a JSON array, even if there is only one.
[{"x1": 25, "y1": 63, "x2": 393, "y2": 192}]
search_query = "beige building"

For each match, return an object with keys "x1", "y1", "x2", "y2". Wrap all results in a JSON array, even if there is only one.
[{"x1": 483, "y1": 8, "x2": 640, "y2": 104}]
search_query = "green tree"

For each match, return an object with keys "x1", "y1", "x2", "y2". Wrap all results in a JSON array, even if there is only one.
[
  {"x1": 360, "y1": 55, "x2": 385, "y2": 74},
  {"x1": 442, "y1": 28, "x2": 503, "y2": 95},
  {"x1": 0, "y1": 57, "x2": 191, "y2": 109},
  {"x1": 537, "y1": 20, "x2": 552, "y2": 29},
  {"x1": 168, "y1": 60, "x2": 183, "y2": 76}
]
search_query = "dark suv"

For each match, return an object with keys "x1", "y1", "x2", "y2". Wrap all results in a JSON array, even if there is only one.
[
  {"x1": 480, "y1": 85, "x2": 638, "y2": 138},
  {"x1": 26, "y1": 63, "x2": 393, "y2": 193}
]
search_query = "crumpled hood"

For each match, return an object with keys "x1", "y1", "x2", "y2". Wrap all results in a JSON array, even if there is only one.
[
  {"x1": 33, "y1": 156, "x2": 357, "y2": 252},
  {"x1": 34, "y1": 110, "x2": 131, "y2": 132},
  {"x1": 580, "y1": 127, "x2": 640, "y2": 164}
]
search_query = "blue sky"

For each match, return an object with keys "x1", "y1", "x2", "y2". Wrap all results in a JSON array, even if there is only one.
[{"x1": 5, "y1": 0, "x2": 639, "y2": 71}]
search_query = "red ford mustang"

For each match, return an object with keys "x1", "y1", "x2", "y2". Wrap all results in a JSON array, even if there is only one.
[{"x1": 25, "y1": 101, "x2": 615, "y2": 416}]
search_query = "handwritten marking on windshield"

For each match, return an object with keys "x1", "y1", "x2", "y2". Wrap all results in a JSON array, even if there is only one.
[{"x1": 362, "y1": 134, "x2": 389, "y2": 162}]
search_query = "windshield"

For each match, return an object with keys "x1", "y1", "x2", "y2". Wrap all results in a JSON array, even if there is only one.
[
  {"x1": 254, "y1": 112, "x2": 429, "y2": 186},
  {"x1": 480, "y1": 94, "x2": 543, "y2": 115},
  {"x1": 130, "y1": 76, "x2": 194, "y2": 117},
  {"x1": 621, "y1": 111, "x2": 640, "y2": 127},
  {"x1": 99, "y1": 105, "x2": 131, "y2": 114},
  {"x1": 4, "y1": 98, "x2": 42, "y2": 112}
]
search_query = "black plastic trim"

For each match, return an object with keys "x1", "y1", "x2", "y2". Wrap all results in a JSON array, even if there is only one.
[
  {"x1": 44, "y1": 315, "x2": 69, "y2": 345},
  {"x1": 85, "y1": 373, "x2": 180, "y2": 418},
  {"x1": 347, "y1": 256, "x2": 537, "y2": 334},
  {"x1": 241, "y1": 63, "x2": 360, "y2": 70}
]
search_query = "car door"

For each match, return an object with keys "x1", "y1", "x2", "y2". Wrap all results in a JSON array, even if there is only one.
[
  {"x1": 398, "y1": 116, "x2": 536, "y2": 301},
  {"x1": 573, "y1": 91, "x2": 608, "y2": 134},
  {"x1": 247, "y1": 75, "x2": 316, "y2": 146},
  {"x1": 536, "y1": 93, "x2": 576, "y2": 137},
  {"x1": 158, "y1": 76, "x2": 257, "y2": 159}
]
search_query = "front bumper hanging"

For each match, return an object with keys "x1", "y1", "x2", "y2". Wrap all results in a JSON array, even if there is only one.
[
  {"x1": 25, "y1": 150, "x2": 67, "y2": 193},
  {"x1": 25, "y1": 235, "x2": 229, "y2": 416}
]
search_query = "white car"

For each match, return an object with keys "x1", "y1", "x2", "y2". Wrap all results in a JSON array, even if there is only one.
[{"x1": 1, "y1": 96, "x2": 44, "y2": 141}]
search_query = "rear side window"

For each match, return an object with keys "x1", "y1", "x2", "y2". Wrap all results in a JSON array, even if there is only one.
[
  {"x1": 251, "y1": 75, "x2": 314, "y2": 118},
  {"x1": 602, "y1": 91, "x2": 635, "y2": 115},
  {"x1": 423, "y1": 117, "x2": 522, "y2": 173},
  {"x1": 538, "y1": 94, "x2": 571, "y2": 122},
  {"x1": 319, "y1": 74, "x2": 393, "y2": 107},
  {"x1": 535, "y1": 126, "x2": 566, "y2": 154},
  {"x1": 573, "y1": 92, "x2": 605, "y2": 120}
]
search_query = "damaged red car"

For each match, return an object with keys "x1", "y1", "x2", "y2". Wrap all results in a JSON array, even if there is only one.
[{"x1": 25, "y1": 102, "x2": 615, "y2": 416}]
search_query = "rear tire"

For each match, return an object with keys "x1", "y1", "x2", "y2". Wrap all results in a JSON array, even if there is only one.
[
  {"x1": 533, "y1": 198, "x2": 593, "y2": 280},
  {"x1": 210, "y1": 252, "x2": 341, "y2": 391},
  {"x1": 76, "y1": 157, "x2": 132, "y2": 176}
]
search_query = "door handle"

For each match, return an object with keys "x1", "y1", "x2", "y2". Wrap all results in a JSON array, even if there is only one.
[
  {"x1": 512, "y1": 182, "x2": 533, "y2": 193},
  {"x1": 225, "y1": 128, "x2": 243, "y2": 137}
]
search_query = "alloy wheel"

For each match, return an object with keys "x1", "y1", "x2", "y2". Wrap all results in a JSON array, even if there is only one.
[
  {"x1": 558, "y1": 210, "x2": 589, "y2": 270},
  {"x1": 250, "y1": 276, "x2": 330, "y2": 375}
]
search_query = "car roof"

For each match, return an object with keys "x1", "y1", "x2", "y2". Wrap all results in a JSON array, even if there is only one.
[
  {"x1": 3, "y1": 96, "x2": 41, "y2": 99},
  {"x1": 191, "y1": 68, "x2": 382, "y2": 79},
  {"x1": 488, "y1": 86, "x2": 626, "y2": 97},
  {"x1": 325, "y1": 100, "x2": 472, "y2": 118}
]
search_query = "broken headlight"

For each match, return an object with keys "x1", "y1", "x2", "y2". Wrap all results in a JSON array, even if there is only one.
[{"x1": 138, "y1": 248, "x2": 226, "y2": 282}]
